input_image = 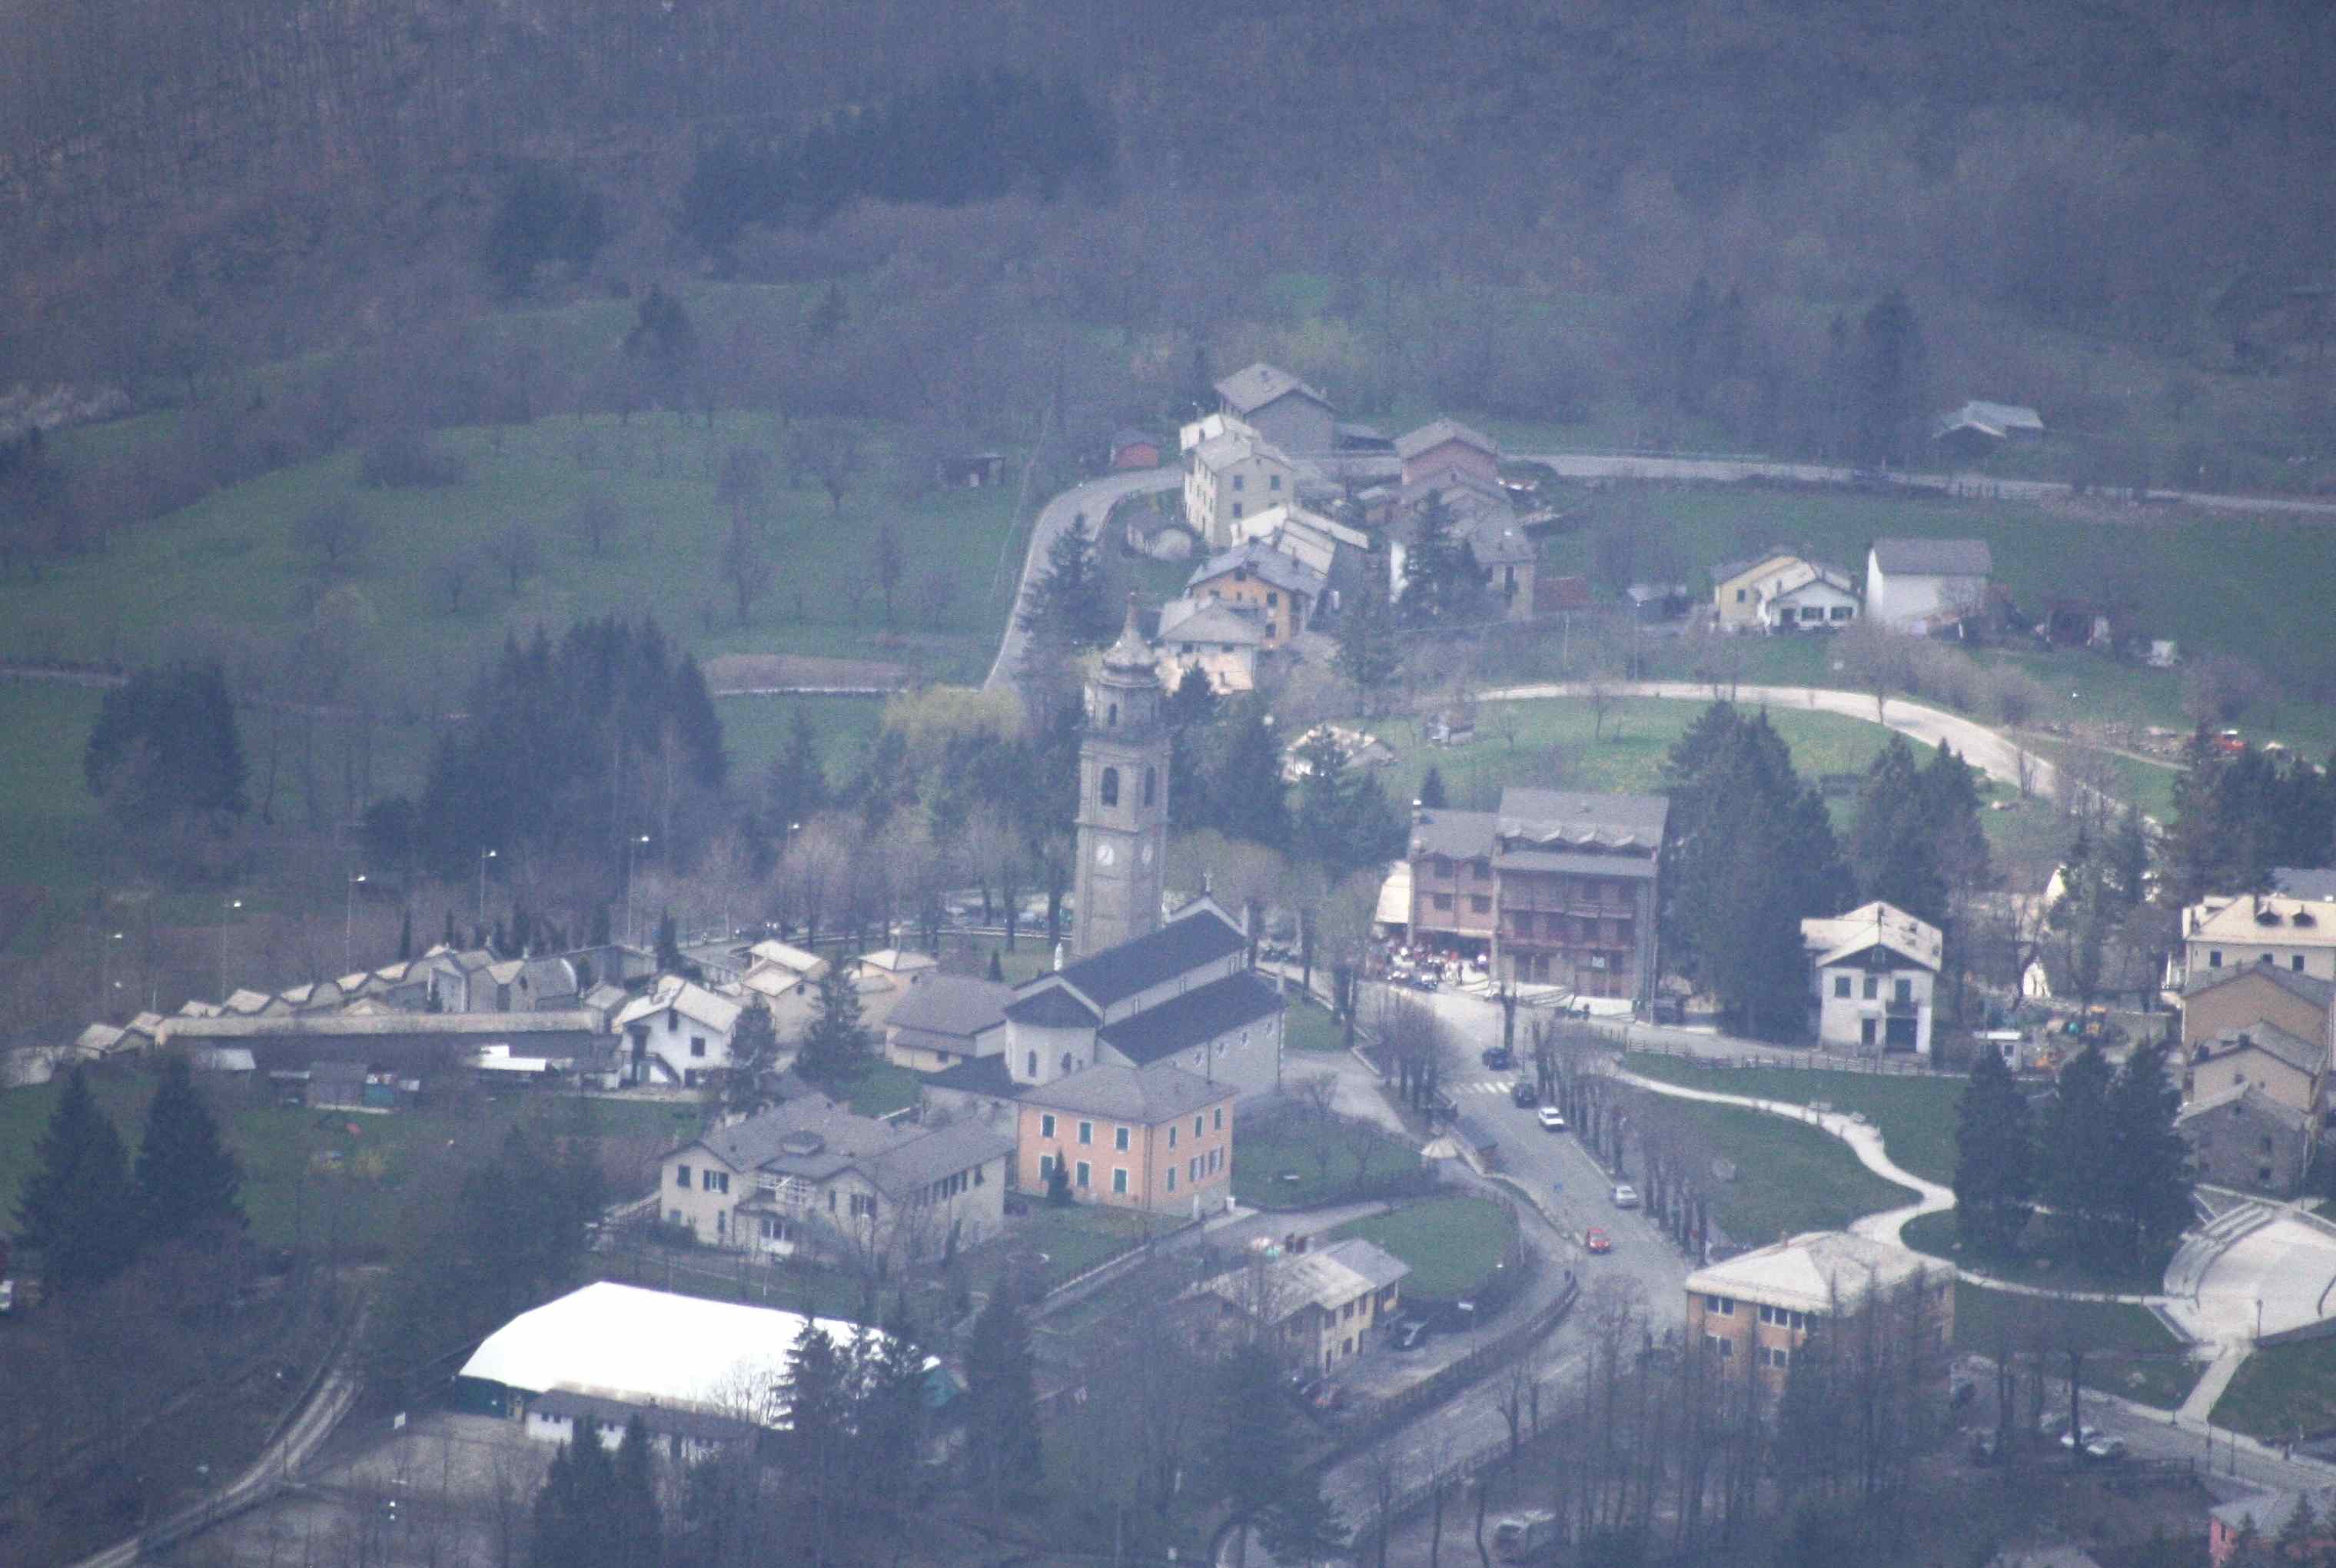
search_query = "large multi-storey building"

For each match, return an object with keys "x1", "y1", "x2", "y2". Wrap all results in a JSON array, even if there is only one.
[
  {"x1": 1683, "y1": 1231, "x2": 1952, "y2": 1401},
  {"x1": 1404, "y1": 789, "x2": 1668, "y2": 1005}
]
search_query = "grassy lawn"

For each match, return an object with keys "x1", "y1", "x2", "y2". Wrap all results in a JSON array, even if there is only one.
[
  {"x1": 841, "y1": 1062, "x2": 926, "y2": 1118},
  {"x1": 0, "y1": 682, "x2": 107, "y2": 952},
  {"x1": 1231, "y1": 1116, "x2": 1420, "y2": 1209},
  {"x1": 2211, "y1": 1337, "x2": 2336, "y2": 1440},
  {"x1": 0, "y1": 1068, "x2": 694, "y2": 1257},
  {"x1": 1005, "y1": 1203, "x2": 1162, "y2": 1291},
  {"x1": 718, "y1": 692, "x2": 889, "y2": 796},
  {"x1": 1950, "y1": 1281, "x2": 2181, "y2": 1360},
  {"x1": 1286, "y1": 997, "x2": 1347, "y2": 1053},
  {"x1": 935, "y1": 933, "x2": 1062, "y2": 985},
  {"x1": 1899, "y1": 1210, "x2": 2173, "y2": 1298},
  {"x1": 1638, "y1": 1100, "x2": 1919, "y2": 1245},
  {"x1": 2112, "y1": 1354, "x2": 2201, "y2": 1412},
  {"x1": 1329, "y1": 1194, "x2": 1515, "y2": 1302},
  {"x1": 1624, "y1": 1053, "x2": 1962, "y2": 1184},
  {"x1": 2, "y1": 412, "x2": 1024, "y2": 691}
]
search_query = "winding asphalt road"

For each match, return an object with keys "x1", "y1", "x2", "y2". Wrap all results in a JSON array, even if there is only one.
[{"x1": 984, "y1": 467, "x2": 1179, "y2": 693}]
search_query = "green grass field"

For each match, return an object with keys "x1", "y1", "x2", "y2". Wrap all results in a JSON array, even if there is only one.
[
  {"x1": 1636, "y1": 1099, "x2": 1919, "y2": 1244},
  {"x1": 2211, "y1": 1336, "x2": 2336, "y2": 1440},
  {"x1": 1330, "y1": 1194, "x2": 1515, "y2": 1301},
  {"x1": 1623, "y1": 1053, "x2": 1962, "y2": 1184},
  {"x1": 1949, "y1": 1281, "x2": 2181, "y2": 1364},
  {"x1": 0, "y1": 683, "x2": 107, "y2": 952},
  {"x1": 5, "y1": 411, "x2": 1022, "y2": 690},
  {"x1": 841, "y1": 1062, "x2": 926, "y2": 1118},
  {"x1": 0, "y1": 1068, "x2": 693, "y2": 1257},
  {"x1": 1899, "y1": 1209, "x2": 2172, "y2": 1297},
  {"x1": 1007, "y1": 1202, "x2": 1163, "y2": 1291},
  {"x1": 1285, "y1": 998, "x2": 1347, "y2": 1053},
  {"x1": 1231, "y1": 1116, "x2": 1419, "y2": 1209}
]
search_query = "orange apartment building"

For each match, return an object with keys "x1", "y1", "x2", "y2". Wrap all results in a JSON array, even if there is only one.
[
  {"x1": 1185, "y1": 541, "x2": 1326, "y2": 648},
  {"x1": 1015, "y1": 1064, "x2": 1235, "y2": 1218},
  {"x1": 1683, "y1": 1231, "x2": 1953, "y2": 1400}
]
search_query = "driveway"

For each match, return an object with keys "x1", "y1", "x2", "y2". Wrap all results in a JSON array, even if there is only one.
[{"x1": 984, "y1": 467, "x2": 1179, "y2": 694}]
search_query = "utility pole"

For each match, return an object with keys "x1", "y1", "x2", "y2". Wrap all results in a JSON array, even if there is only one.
[{"x1": 477, "y1": 847, "x2": 497, "y2": 928}]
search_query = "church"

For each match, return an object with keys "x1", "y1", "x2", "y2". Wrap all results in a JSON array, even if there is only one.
[{"x1": 919, "y1": 605, "x2": 1289, "y2": 1138}]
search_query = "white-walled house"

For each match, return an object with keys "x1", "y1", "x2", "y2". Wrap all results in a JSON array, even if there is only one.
[
  {"x1": 1800, "y1": 902, "x2": 1942, "y2": 1056},
  {"x1": 612, "y1": 975, "x2": 743, "y2": 1087},
  {"x1": 1865, "y1": 539, "x2": 1992, "y2": 633}
]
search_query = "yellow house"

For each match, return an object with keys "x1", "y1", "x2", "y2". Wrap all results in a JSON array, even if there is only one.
[
  {"x1": 1186, "y1": 542, "x2": 1325, "y2": 647},
  {"x1": 1711, "y1": 551, "x2": 1858, "y2": 633},
  {"x1": 1016, "y1": 1064, "x2": 1234, "y2": 1217},
  {"x1": 1200, "y1": 1237, "x2": 1411, "y2": 1374}
]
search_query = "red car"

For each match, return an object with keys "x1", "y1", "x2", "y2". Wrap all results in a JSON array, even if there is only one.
[{"x1": 1583, "y1": 1227, "x2": 1612, "y2": 1254}]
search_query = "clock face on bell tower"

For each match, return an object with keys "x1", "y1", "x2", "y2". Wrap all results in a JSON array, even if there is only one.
[{"x1": 1073, "y1": 598, "x2": 1171, "y2": 957}]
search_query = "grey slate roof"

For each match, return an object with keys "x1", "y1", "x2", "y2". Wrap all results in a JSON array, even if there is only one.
[
  {"x1": 683, "y1": 1096, "x2": 1009, "y2": 1198},
  {"x1": 2209, "y1": 1485, "x2": 2336, "y2": 1535},
  {"x1": 1098, "y1": 972, "x2": 1283, "y2": 1065},
  {"x1": 1869, "y1": 537, "x2": 1993, "y2": 577},
  {"x1": 1497, "y1": 788, "x2": 1670, "y2": 851},
  {"x1": 1049, "y1": 907, "x2": 1247, "y2": 1011},
  {"x1": 1493, "y1": 849, "x2": 1660, "y2": 879},
  {"x1": 1004, "y1": 985, "x2": 1102, "y2": 1028},
  {"x1": 884, "y1": 975, "x2": 1012, "y2": 1044},
  {"x1": 925, "y1": 1053, "x2": 1022, "y2": 1098},
  {"x1": 859, "y1": 1119, "x2": 1015, "y2": 1199},
  {"x1": 1395, "y1": 419, "x2": 1498, "y2": 462},
  {"x1": 1188, "y1": 542, "x2": 1327, "y2": 602},
  {"x1": 1015, "y1": 1063, "x2": 1231, "y2": 1122},
  {"x1": 1408, "y1": 809, "x2": 1498, "y2": 861},
  {"x1": 1215, "y1": 362, "x2": 1331, "y2": 415},
  {"x1": 2178, "y1": 1081, "x2": 2311, "y2": 1136},
  {"x1": 2196, "y1": 1020, "x2": 2324, "y2": 1077},
  {"x1": 2178, "y1": 962, "x2": 2336, "y2": 1010},
  {"x1": 1319, "y1": 1237, "x2": 1410, "y2": 1294},
  {"x1": 1158, "y1": 599, "x2": 1267, "y2": 646}
]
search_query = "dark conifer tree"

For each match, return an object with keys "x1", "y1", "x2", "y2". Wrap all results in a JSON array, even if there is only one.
[
  {"x1": 15, "y1": 1066, "x2": 138, "y2": 1291},
  {"x1": 1952, "y1": 1045, "x2": 2033, "y2": 1257},
  {"x1": 134, "y1": 1053, "x2": 246, "y2": 1248},
  {"x1": 1417, "y1": 765, "x2": 1448, "y2": 810},
  {"x1": 796, "y1": 964, "x2": 872, "y2": 1085},
  {"x1": 963, "y1": 1287, "x2": 1042, "y2": 1503}
]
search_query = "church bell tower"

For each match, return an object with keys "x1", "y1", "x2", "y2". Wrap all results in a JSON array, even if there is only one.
[{"x1": 1073, "y1": 597, "x2": 1170, "y2": 957}]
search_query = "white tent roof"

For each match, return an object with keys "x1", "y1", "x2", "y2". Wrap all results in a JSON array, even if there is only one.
[{"x1": 458, "y1": 1282, "x2": 876, "y2": 1423}]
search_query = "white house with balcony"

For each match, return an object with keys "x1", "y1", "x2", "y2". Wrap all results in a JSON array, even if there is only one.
[{"x1": 1801, "y1": 901, "x2": 1942, "y2": 1056}]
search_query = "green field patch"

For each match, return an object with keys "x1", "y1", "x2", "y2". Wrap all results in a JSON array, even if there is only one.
[
  {"x1": 2211, "y1": 1336, "x2": 2336, "y2": 1440},
  {"x1": 1231, "y1": 1115, "x2": 1421, "y2": 1209},
  {"x1": 1285, "y1": 998, "x2": 1347, "y2": 1053},
  {"x1": 1636, "y1": 1099, "x2": 1919, "y2": 1244},
  {"x1": 1950, "y1": 1280, "x2": 2182, "y2": 1367},
  {"x1": 1623, "y1": 1053, "x2": 1962, "y2": 1184},
  {"x1": 1329, "y1": 1194, "x2": 1516, "y2": 1302},
  {"x1": 1899, "y1": 1209, "x2": 2171, "y2": 1298}
]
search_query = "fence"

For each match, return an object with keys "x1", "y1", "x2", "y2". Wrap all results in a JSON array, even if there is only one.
[{"x1": 1622, "y1": 1038, "x2": 1962, "y2": 1080}]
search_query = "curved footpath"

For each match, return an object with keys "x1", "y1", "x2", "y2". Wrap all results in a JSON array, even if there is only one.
[
  {"x1": 1483, "y1": 680, "x2": 2062, "y2": 804},
  {"x1": 984, "y1": 467, "x2": 1179, "y2": 693},
  {"x1": 1607, "y1": 1066, "x2": 2172, "y2": 1307}
]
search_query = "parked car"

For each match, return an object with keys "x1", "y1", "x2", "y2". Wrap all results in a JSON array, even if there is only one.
[
  {"x1": 1392, "y1": 1317, "x2": 1433, "y2": 1351},
  {"x1": 1481, "y1": 1045, "x2": 1515, "y2": 1070},
  {"x1": 1511, "y1": 1081, "x2": 1539, "y2": 1108},
  {"x1": 0, "y1": 1278, "x2": 13, "y2": 1315},
  {"x1": 1537, "y1": 1105, "x2": 1568, "y2": 1131},
  {"x1": 1407, "y1": 975, "x2": 1440, "y2": 993},
  {"x1": 1583, "y1": 1227, "x2": 1613, "y2": 1254},
  {"x1": 1610, "y1": 1183, "x2": 1640, "y2": 1208},
  {"x1": 2082, "y1": 1435, "x2": 2127, "y2": 1463},
  {"x1": 2055, "y1": 1424, "x2": 2104, "y2": 1451}
]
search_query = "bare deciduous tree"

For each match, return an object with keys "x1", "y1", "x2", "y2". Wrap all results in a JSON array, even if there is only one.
[
  {"x1": 486, "y1": 521, "x2": 540, "y2": 595},
  {"x1": 870, "y1": 520, "x2": 906, "y2": 631}
]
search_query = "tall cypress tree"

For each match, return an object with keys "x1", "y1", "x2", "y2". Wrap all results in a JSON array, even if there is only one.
[
  {"x1": 2039, "y1": 1045, "x2": 2118, "y2": 1261},
  {"x1": 135, "y1": 1054, "x2": 246, "y2": 1248},
  {"x1": 610, "y1": 1415, "x2": 664, "y2": 1568},
  {"x1": 1205, "y1": 698, "x2": 1290, "y2": 850},
  {"x1": 15, "y1": 1066, "x2": 139, "y2": 1291},
  {"x1": 1332, "y1": 553, "x2": 1401, "y2": 696},
  {"x1": 1417, "y1": 765, "x2": 1448, "y2": 810},
  {"x1": 1015, "y1": 518, "x2": 1114, "y2": 658},
  {"x1": 1395, "y1": 491, "x2": 1488, "y2": 628},
  {"x1": 2106, "y1": 1038, "x2": 2193, "y2": 1266},
  {"x1": 1847, "y1": 734, "x2": 1946, "y2": 924},
  {"x1": 1952, "y1": 1046, "x2": 2033, "y2": 1257}
]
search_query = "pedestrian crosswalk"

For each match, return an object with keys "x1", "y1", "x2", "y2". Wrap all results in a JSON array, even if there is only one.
[{"x1": 1448, "y1": 1077, "x2": 1530, "y2": 1096}]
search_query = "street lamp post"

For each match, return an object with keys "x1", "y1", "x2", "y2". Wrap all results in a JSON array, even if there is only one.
[
  {"x1": 103, "y1": 929, "x2": 125, "y2": 1020},
  {"x1": 219, "y1": 899, "x2": 243, "y2": 999},
  {"x1": 477, "y1": 848, "x2": 498, "y2": 927},
  {"x1": 346, "y1": 874, "x2": 367, "y2": 971},
  {"x1": 623, "y1": 835, "x2": 651, "y2": 949}
]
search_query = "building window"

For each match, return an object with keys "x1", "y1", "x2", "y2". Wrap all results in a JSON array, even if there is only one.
[
  {"x1": 1190, "y1": 1157, "x2": 1201, "y2": 1181},
  {"x1": 1706, "y1": 1334, "x2": 1733, "y2": 1359},
  {"x1": 1115, "y1": 1126, "x2": 1131, "y2": 1151},
  {"x1": 1166, "y1": 1167, "x2": 1178, "y2": 1191},
  {"x1": 850, "y1": 1194, "x2": 877, "y2": 1220},
  {"x1": 1434, "y1": 894, "x2": 1454, "y2": 912},
  {"x1": 1471, "y1": 895, "x2": 1492, "y2": 914},
  {"x1": 1210, "y1": 1148, "x2": 1223, "y2": 1173},
  {"x1": 1735, "y1": 588, "x2": 1746, "y2": 603},
  {"x1": 1267, "y1": 592, "x2": 1279, "y2": 608},
  {"x1": 691, "y1": 1036, "x2": 706, "y2": 1058},
  {"x1": 1026, "y1": 1051, "x2": 1038, "y2": 1077},
  {"x1": 1231, "y1": 502, "x2": 1244, "y2": 520},
  {"x1": 1075, "y1": 1161, "x2": 1091, "y2": 1189},
  {"x1": 1213, "y1": 1107, "x2": 1224, "y2": 1131},
  {"x1": 1762, "y1": 1347, "x2": 1791, "y2": 1370},
  {"x1": 1833, "y1": 975, "x2": 1850, "y2": 998},
  {"x1": 675, "y1": 1164, "x2": 691, "y2": 1188},
  {"x1": 1706, "y1": 1295, "x2": 1734, "y2": 1315},
  {"x1": 1102, "y1": 766, "x2": 1120, "y2": 807},
  {"x1": 1042, "y1": 1114, "x2": 1057, "y2": 1138},
  {"x1": 1471, "y1": 862, "x2": 1489, "y2": 881},
  {"x1": 1862, "y1": 975, "x2": 1879, "y2": 1000},
  {"x1": 1269, "y1": 474, "x2": 1281, "y2": 492},
  {"x1": 703, "y1": 1171, "x2": 728, "y2": 1194},
  {"x1": 1143, "y1": 766, "x2": 1157, "y2": 806},
  {"x1": 2211, "y1": 950, "x2": 2222, "y2": 967},
  {"x1": 1168, "y1": 1125, "x2": 1178, "y2": 1148},
  {"x1": 1061, "y1": 1052, "x2": 1075, "y2": 1075},
  {"x1": 1039, "y1": 1154, "x2": 1054, "y2": 1178},
  {"x1": 1431, "y1": 855, "x2": 1452, "y2": 877},
  {"x1": 1113, "y1": 1168, "x2": 1128, "y2": 1194},
  {"x1": 1079, "y1": 1121, "x2": 1094, "y2": 1146},
  {"x1": 1232, "y1": 475, "x2": 1244, "y2": 492},
  {"x1": 2297, "y1": 955, "x2": 2308, "y2": 972},
  {"x1": 1195, "y1": 1115, "x2": 1205, "y2": 1138},
  {"x1": 1893, "y1": 978, "x2": 1912, "y2": 1004}
]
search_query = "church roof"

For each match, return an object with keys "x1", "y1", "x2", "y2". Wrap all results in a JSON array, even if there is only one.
[
  {"x1": 1098, "y1": 972, "x2": 1283, "y2": 1065},
  {"x1": 1052, "y1": 905, "x2": 1247, "y2": 1011},
  {"x1": 1100, "y1": 594, "x2": 1159, "y2": 679}
]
